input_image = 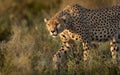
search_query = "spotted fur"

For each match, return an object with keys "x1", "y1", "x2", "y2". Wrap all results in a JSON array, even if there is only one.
[{"x1": 44, "y1": 4, "x2": 120, "y2": 74}]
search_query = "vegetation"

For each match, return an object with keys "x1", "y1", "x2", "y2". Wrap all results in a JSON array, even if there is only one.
[{"x1": 0, "y1": 0, "x2": 120, "y2": 75}]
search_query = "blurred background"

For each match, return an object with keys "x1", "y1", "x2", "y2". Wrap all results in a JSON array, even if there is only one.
[{"x1": 0, "y1": 0, "x2": 120, "y2": 75}]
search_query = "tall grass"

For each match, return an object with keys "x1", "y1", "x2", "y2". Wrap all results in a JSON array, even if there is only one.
[{"x1": 0, "y1": 0, "x2": 120, "y2": 75}]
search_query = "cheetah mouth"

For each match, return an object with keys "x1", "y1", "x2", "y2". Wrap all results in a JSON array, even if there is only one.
[
  {"x1": 50, "y1": 32, "x2": 58, "y2": 37},
  {"x1": 50, "y1": 29, "x2": 58, "y2": 37},
  {"x1": 52, "y1": 34, "x2": 58, "y2": 37},
  {"x1": 50, "y1": 29, "x2": 59, "y2": 38},
  {"x1": 52, "y1": 35, "x2": 57, "y2": 38}
]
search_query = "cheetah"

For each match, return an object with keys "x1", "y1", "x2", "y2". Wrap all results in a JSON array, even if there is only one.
[{"x1": 44, "y1": 4, "x2": 120, "y2": 74}]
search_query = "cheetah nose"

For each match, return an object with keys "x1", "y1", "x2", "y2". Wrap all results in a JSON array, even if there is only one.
[{"x1": 51, "y1": 30, "x2": 55, "y2": 33}]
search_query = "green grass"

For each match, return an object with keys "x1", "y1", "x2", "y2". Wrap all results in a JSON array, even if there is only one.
[{"x1": 0, "y1": 0, "x2": 120, "y2": 75}]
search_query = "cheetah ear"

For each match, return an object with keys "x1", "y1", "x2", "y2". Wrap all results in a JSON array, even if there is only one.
[{"x1": 44, "y1": 18, "x2": 49, "y2": 23}]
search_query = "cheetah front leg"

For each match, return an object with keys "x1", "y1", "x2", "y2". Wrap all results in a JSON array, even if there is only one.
[
  {"x1": 53, "y1": 44, "x2": 68, "y2": 75},
  {"x1": 110, "y1": 37, "x2": 119, "y2": 64},
  {"x1": 53, "y1": 34, "x2": 77, "y2": 75},
  {"x1": 82, "y1": 40, "x2": 91, "y2": 63}
]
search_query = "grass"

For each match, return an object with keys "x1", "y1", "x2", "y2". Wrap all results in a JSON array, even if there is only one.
[{"x1": 0, "y1": 0, "x2": 120, "y2": 75}]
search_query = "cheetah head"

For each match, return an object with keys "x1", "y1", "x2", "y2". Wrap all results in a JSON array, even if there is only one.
[{"x1": 44, "y1": 16, "x2": 67, "y2": 37}]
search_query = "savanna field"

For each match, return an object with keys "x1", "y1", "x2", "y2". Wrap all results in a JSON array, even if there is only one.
[{"x1": 0, "y1": 0, "x2": 120, "y2": 75}]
